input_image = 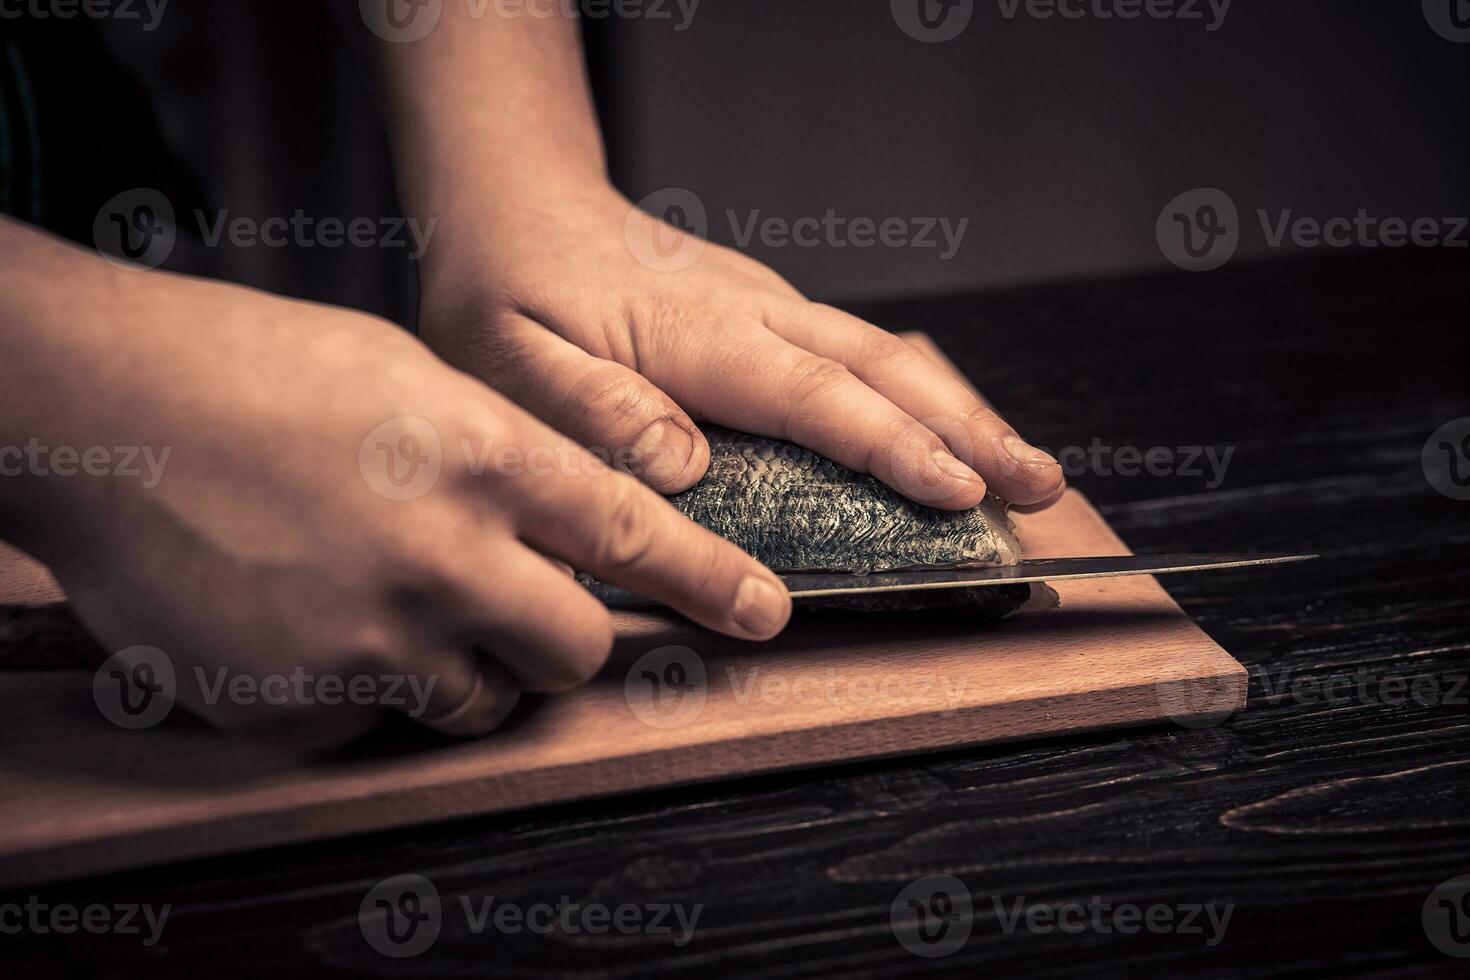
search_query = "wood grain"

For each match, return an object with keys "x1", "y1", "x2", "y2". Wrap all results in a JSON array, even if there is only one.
[
  {"x1": 7, "y1": 251, "x2": 1460, "y2": 978},
  {"x1": 0, "y1": 337, "x2": 1245, "y2": 889}
]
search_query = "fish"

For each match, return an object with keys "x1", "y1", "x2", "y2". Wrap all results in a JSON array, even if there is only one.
[{"x1": 600, "y1": 426, "x2": 1056, "y2": 616}]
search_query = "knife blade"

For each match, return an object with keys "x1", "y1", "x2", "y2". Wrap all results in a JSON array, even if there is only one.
[
  {"x1": 780, "y1": 553, "x2": 1316, "y2": 598},
  {"x1": 595, "y1": 554, "x2": 1316, "y2": 608}
]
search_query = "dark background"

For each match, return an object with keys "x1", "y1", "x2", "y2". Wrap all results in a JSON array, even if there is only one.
[{"x1": 34, "y1": 0, "x2": 1468, "y2": 321}]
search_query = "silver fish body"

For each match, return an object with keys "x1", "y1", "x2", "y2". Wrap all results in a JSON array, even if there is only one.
[{"x1": 662, "y1": 427, "x2": 1049, "y2": 616}]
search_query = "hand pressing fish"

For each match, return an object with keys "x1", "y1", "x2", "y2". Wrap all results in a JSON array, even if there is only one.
[{"x1": 588, "y1": 425, "x2": 1056, "y2": 617}]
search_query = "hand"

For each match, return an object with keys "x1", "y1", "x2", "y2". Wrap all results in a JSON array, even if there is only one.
[
  {"x1": 417, "y1": 185, "x2": 1065, "y2": 508},
  {"x1": 1, "y1": 227, "x2": 790, "y2": 745}
]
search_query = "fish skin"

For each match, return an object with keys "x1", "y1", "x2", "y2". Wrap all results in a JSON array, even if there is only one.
[
  {"x1": 670, "y1": 426, "x2": 1022, "y2": 574},
  {"x1": 664, "y1": 426, "x2": 1045, "y2": 616}
]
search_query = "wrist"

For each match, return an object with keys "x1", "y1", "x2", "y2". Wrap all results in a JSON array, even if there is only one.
[{"x1": 414, "y1": 178, "x2": 627, "y2": 304}]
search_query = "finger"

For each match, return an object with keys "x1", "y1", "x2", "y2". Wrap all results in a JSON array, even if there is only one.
[
  {"x1": 480, "y1": 317, "x2": 710, "y2": 493},
  {"x1": 648, "y1": 320, "x2": 988, "y2": 510},
  {"x1": 766, "y1": 302, "x2": 1065, "y2": 505},
  {"x1": 505, "y1": 437, "x2": 792, "y2": 641},
  {"x1": 442, "y1": 543, "x2": 617, "y2": 693},
  {"x1": 410, "y1": 648, "x2": 522, "y2": 737}
]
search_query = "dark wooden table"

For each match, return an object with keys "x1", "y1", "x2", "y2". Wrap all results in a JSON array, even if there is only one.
[{"x1": 4, "y1": 249, "x2": 1467, "y2": 978}]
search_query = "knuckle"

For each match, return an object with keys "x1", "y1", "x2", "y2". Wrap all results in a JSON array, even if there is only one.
[
  {"x1": 787, "y1": 355, "x2": 855, "y2": 410},
  {"x1": 962, "y1": 403, "x2": 1008, "y2": 431},
  {"x1": 592, "y1": 475, "x2": 658, "y2": 573},
  {"x1": 853, "y1": 326, "x2": 916, "y2": 371},
  {"x1": 568, "y1": 365, "x2": 661, "y2": 438}
]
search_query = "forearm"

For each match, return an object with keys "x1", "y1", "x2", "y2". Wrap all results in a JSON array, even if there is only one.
[
  {"x1": 369, "y1": 4, "x2": 609, "y2": 279},
  {"x1": 0, "y1": 218, "x2": 134, "y2": 556}
]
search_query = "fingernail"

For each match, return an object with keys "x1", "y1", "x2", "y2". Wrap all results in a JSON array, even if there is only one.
[
  {"x1": 733, "y1": 575, "x2": 790, "y2": 639},
  {"x1": 931, "y1": 449, "x2": 985, "y2": 484},
  {"x1": 1002, "y1": 434, "x2": 1057, "y2": 466},
  {"x1": 630, "y1": 420, "x2": 693, "y2": 489}
]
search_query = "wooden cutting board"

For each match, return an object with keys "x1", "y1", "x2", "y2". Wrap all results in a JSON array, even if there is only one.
[{"x1": 0, "y1": 334, "x2": 1246, "y2": 888}]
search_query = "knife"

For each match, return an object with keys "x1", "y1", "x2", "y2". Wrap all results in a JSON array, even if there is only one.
[{"x1": 595, "y1": 554, "x2": 1316, "y2": 607}]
